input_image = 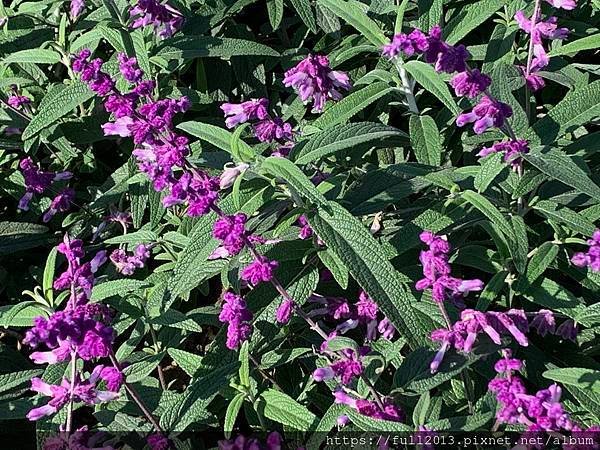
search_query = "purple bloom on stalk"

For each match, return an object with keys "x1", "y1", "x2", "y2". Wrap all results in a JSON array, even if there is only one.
[
  {"x1": 283, "y1": 54, "x2": 351, "y2": 112},
  {"x1": 377, "y1": 318, "x2": 395, "y2": 340},
  {"x1": 477, "y1": 139, "x2": 529, "y2": 167},
  {"x1": 276, "y1": 299, "x2": 295, "y2": 324},
  {"x1": 456, "y1": 95, "x2": 513, "y2": 134},
  {"x1": 297, "y1": 215, "x2": 313, "y2": 240},
  {"x1": 72, "y1": 49, "x2": 115, "y2": 96},
  {"x1": 450, "y1": 69, "x2": 491, "y2": 98},
  {"x1": 356, "y1": 291, "x2": 378, "y2": 321},
  {"x1": 110, "y1": 244, "x2": 151, "y2": 275},
  {"x1": 241, "y1": 258, "x2": 278, "y2": 285},
  {"x1": 212, "y1": 213, "x2": 248, "y2": 256},
  {"x1": 253, "y1": 117, "x2": 293, "y2": 143},
  {"x1": 515, "y1": 11, "x2": 570, "y2": 43},
  {"x1": 556, "y1": 319, "x2": 578, "y2": 342},
  {"x1": 70, "y1": 0, "x2": 85, "y2": 20},
  {"x1": 42, "y1": 188, "x2": 75, "y2": 223},
  {"x1": 147, "y1": 434, "x2": 170, "y2": 450},
  {"x1": 99, "y1": 366, "x2": 123, "y2": 392},
  {"x1": 117, "y1": 53, "x2": 143, "y2": 83},
  {"x1": 130, "y1": 0, "x2": 184, "y2": 38},
  {"x1": 529, "y1": 309, "x2": 556, "y2": 336},
  {"x1": 381, "y1": 29, "x2": 428, "y2": 59},
  {"x1": 219, "y1": 292, "x2": 253, "y2": 349},
  {"x1": 221, "y1": 98, "x2": 269, "y2": 128},
  {"x1": 8, "y1": 94, "x2": 31, "y2": 109},
  {"x1": 18, "y1": 158, "x2": 72, "y2": 211},
  {"x1": 571, "y1": 230, "x2": 600, "y2": 272}
]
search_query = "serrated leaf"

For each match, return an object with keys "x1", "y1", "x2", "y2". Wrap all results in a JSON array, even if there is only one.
[
  {"x1": 404, "y1": 61, "x2": 460, "y2": 114},
  {"x1": 327, "y1": 336, "x2": 360, "y2": 353},
  {"x1": 523, "y1": 148, "x2": 600, "y2": 202},
  {"x1": 544, "y1": 368, "x2": 600, "y2": 393},
  {"x1": 318, "y1": 248, "x2": 349, "y2": 289},
  {"x1": 294, "y1": 122, "x2": 407, "y2": 164},
  {"x1": 313, "y1": 82, "x2": 393, "y2": 129},
  {"x1": 307, "y1": 201, "x2": 427, "y2": 348},
  {"x1": 260, "y1": 389, "x2": 318, "y2": 431},
  {"x1": 91, "y1": 279, "x2": 149, "y2": 302},
  {"x1": 289, "y1": 0, "x2": 317, "y2": 33},
  {"x1": 2, "y1": 48, "x2": 61, "y2": 65},
  {"x1": 167, "y1": 348, "x2": 203, "y2": 377},
  {"x1": 123, "y1": 352, "x2": 165, "y2": 383},
  {"x1": 104, "y1": 229, "x2": 158, "y2": 245},
  {"x1": 22, "y1": 81, "x2": 94, "y2": 139},
  {"x1": 550, "y1": 34, "x2": 600, "y2": 57},
  {"x1": 262, "y1": 156, "x2": 327, "y2": 206},
  {"x1": 178, "y1": 121, "x2": 254, "y2": 157},
  {"x1": 474, "y1": 153, "x2": 505, "y2": 192},
  {"x1": 461, "y1": 190, "x2": 514, "y2": 241},
  {"x1": 526, "y1": 80, "x2": 600, "y2": 145},
  {"x1": 260, "y1": 348, "x2": 311, "y2": 369},
  {"x1": 156, "y1": 37, "x2": 279, "y2": 59},
  {"x1": 0, "y1": 369, "x2": 43, "y2": 394},
  {"x1": 518, "y1": 278, "x2": 585, "y2": 319},
  {"x1": 224, "y1": 392, "x2": 245, "y2": 438},
  {"x1": 444, "y1": 0, "x2": 505, "y2": 45},
  {"x1": 317, "y1": 0, "x2": 386, "y2": 46},
  {"x1": 266, "y1": 0, "x2": 284, "y2": 30},
  {"x1": 532, "y1": 200, "x2": 596, "y2": 235},
  {"x1": 409, "y1": 114, "x2": 442, "y2": 166},
  {"x1": 418, "y1": 0, "x2": 443, "y2": 31},
  {"x1": 514, "y1": 242, "x2": 559, "y2": 291},
  {"x1": 347, "y1": 409, "x2": 413, "y2": 431}
]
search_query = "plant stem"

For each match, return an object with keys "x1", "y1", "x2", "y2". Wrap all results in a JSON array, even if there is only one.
[
  {"x1": 109, "y1": 351, "x2": 165, "y2": 434},
  {"x1": 393, "y1": 59, "x2": 420, "y2": 113},
  {"x1": 149, "y1": 325, "x2": 167, "y2": 390},
  {"x1": 65, "y1": 350, "x2": 77, "y2": 433}
]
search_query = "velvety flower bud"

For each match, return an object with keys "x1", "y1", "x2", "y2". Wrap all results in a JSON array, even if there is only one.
[{"x1": 220, "y1": 163, "x2": 249, "y2": 190}]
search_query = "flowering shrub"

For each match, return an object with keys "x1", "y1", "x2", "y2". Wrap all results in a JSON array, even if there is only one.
[{"x1": 0, "y1": 0, "x2": 599, "y2": 448}]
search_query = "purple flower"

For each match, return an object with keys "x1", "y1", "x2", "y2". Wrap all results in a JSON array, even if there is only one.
[
  {"x1": 42, "y1": 188, "x2": 75, "y2": 223},
  {"x1": 220, "y1": 163, "x2": 249, "y2": 189},
  {"x1": 283, "y1": 54, "x2": 351, "y2": 112},
  {"x1": 147, "y1": 434, "x2": 170, "y2": 450},
  {"x1": 530, "y1": 309, "x2": 556, "y2": 336},
  {"x1": 545, "y1": 0, "x2": 577, "y2": 9},
  {"x1": 118, "y1": 53, "x2": 143, "y2": 83},
  {"x1": 130, "y1": 0, "x2": 184, "y2": 38},
  {"x1": 456, "y1": 95, "x2": 513, "y2": 134},
  {"x1": 99, "y1": 366, "x2": 124, "y2": 392},
  {"x1": 571, "y1": 230, "x2": 600, "y2": 272},
  {"x1": 382, "y1": 29, "x2": 428, "y2": 59},
  {"x1": 241, "y1": 258, "x2": 278, "y2": 285},
  {"x1": 213, "y1": 213, "x2": 248, "y2": 256},
  {"x1": 515, "y1": 12, "x2": 570, "y2": 43},
  {"x1": 297, "y1": 215, "x2": 313, "y2": 240},
  {"x1": 18, "y1": 158, "x2": 72, "y2": 211},
  {"x1": 70, "y1": 0, "x2": 85, "y2": 20},
  {"x1": 72, "y1": 50, "x2": 115, "y2": 96},
  {"x1": 450, "y1": 69, "x2": 491, "y2": 98},
  {"x1": 356, "y1": 291, "x2": 378, "y2": 321},
  {"x1": 276, "y1": 299, "x2": 295, "y2": 324},
  {"x1": 8, "y1": 94, "x2": 31, "y2": 110},
  {"x1": 253, "y1": 117, "x2": 293, "y2": 143},
  {"x1": 221, "y1": 99, "x2": 269, "y2": 128},
  {"x1": 218, "y1": 432, "x2": 282, "y2": 450},
  {"x1": 377, "y1": 318, "x2": 395, "y2": 340},
  {"x1": 110, "y1": 244, "x2": 151, "y2": 275},
  {"x1": 556, "y1": 319, "x2": 578, "y2": 341},
  {"x1": 219, "y1": 292, "x2": 253, "y2": 349},
  {"x1": 478, "y1": 139, "x2": 529, "y2": 167}
]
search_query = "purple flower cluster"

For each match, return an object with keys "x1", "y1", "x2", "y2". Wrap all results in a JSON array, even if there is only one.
[
  {"x1": 307, "y1": 292, "x2": 396, "y2": 341},
  {"x1": 221, "y1": 98, "x2": 293, "y2": 144},
  {"x1": 515, "y1": 9, "x2": 569, "y2": 91},
  {"x1": 70, "y1": 0, "x2": 85, "y2": 20},
  {"x1": 382, "y1": 26, "x2": 512, "y2": 134},
  {"x1": 283, "y1": 54, "x2": 352, "y2": 113},
  {"x1": 73, "y1": 49, "x2": 221, "y2": 218},
  {"x1": 241, "y1": 257, "x2": 279, "y2": 286},
  {"x1": 571, "y1": 230, "x2": 600, "y2": 272},
  {"x1": 218, "y1": 432, "x2": 282, "y2": 450},
  {"x1": 110, "y1": 244, "x2": 151, "y2": 275},
  {"x1": 530, "y1": 309, "x2": 578, "y2": 341},
  {"x1": 8, "y1": 93, "x2": 31, "y2": 110},
  {"x1": 415, "y1": 231, "x2": 484, "y2": 304},
  {"x1": 24, "y1": 235, "x2": 123, "y2": 422},
  {"x1": 129, "y1": 0, "x2": 184, "y2": 38},
  {"x1": 18, "y1": 157, "x2": 73, "y2": 220},
  {"x1": 334, "y1": 390, "x2": 405, "y2": 422},
  {"x1": 478, "y1": 139, "x2": 529, "y2": 167},
  {"x1": 489, "y1": 349, "x2": 593, "y2": 434},
  {"x1": 218, "y1": 291, "x2": 253, "y2": 349}
]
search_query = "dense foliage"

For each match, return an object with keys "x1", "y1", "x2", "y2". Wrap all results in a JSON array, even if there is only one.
[{"x1": 0, "y1": 0, "x2": 599, "y2": 448}]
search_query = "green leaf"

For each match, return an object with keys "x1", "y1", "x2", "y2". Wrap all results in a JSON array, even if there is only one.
[
  {"x1": 262, "y1": 156, "x2": 327, "y2": 206},
  {"x1": 515, "y1": 242, "x2": 559, "y2": 291},
  {"x1": 0, "y1": 221, "x2": 50, "y2": 255},
  {"x1": 317, "y1": 0, "x2": 387, "y2": 46},
  {"x1": 326, "y1": 336, "x2": 360, "y2": 353},
  {"x1": 526, "y1": 80, "x2": 600, "y2": 145},
  {"x1": 532, "y1": 200, "x2": 596, "y2": 235},
  {"x1": 167, "y1": 348, "x2": 203, "y2": 377},
  {"x1": 224, "y1": 392, "x2": 245, "y2": 439},
  {"x1": 305, "y1": 404, "x2": 347, "y2": 449},
  {"x1": 0, "y1": 302, "x2": 50, "y2": 327},
  {"x1": 518, "y1": 278, "x2": 585, "y2": 319},
  {"x1": 260, "y1": 389, "x2": 318, "y2": 431},
  {"x1": 461, "y1": 190, "x2": 514, "y2": 241},
  {"x1": 418, "y1": 0, "x2": 443, "y2": 31},
  {"x1": 104, "y1": 229, "x2": 158, "y2": 245},
  {"x1": 91, "y1": 279, "x2": 150, "y2": 302},
  {"x1": 318, "y1": 248, "x2": 349, "y2": 289},
  {"x1": 230, "y1": 122, "x2": 255, "y2": 162},
  {"x1": 238, "y1": 341, "x2": 250, "y2": 387},
  {"x1": 2, "y1": 48, "x2": 61, "y2": 65},
  {"x1": 42, "y1": 246, "x2": 57, "y2": 304},
  {"x1": 289, "y1": 0, "x2": 317, "y2": 33},
  {"x1": 523, "y1": 148, "x2": 600, "y2": 202},
  {"x1": 550, "y1": 34, "x2": 600, "y2": 57},
  {"x1": 294, "y1": 122, "x2": 407, "y2": 164},
  {"x1": 474, "y1": 153, "x2": 505, "y2": 192},
  {"x1": 510, "y1": 215, "x2": 528, "y2": 274},
  {"x1": 178, "y1": 121, "x2": 254, "y2": 157},
  {"x1": 543, "y1": 368, "x2": 600, "y2": 393},
  {"x1": 260, "y1": 348, "x2": 311, "y2": 369},
  {"x1": 347, "y1": 409, "x2": 413, "y2": 431},
  {"x1": 475, "y1": 270, "x2": 507, "y2": 311},
  {"x1": 409, "y1": 115, "x2": 442, "y2": 166},
  {"x1": 266, "y1": 0, "x2": 284, "y2": 30},
  {"x1": 404, "y1": 61, "x2": 460, "y2": 114},
  {"x1": 155, "y1": 37, "x2": 280, "y2": 59},
  {"x1": 123, "y1": 352, "x2": 165, "y2": 383},
  {"x1": 307, "y1": 201, "x2": 427, "y2": 348},
  {"x1": 22, "y1": 81, "x2": 94, "y2": 139},
  {"x1": 412, "y1": 391, "x2": 431, "y2": 426},
  {"x1": 0, "y1": 369, "x2": 43, "y2": 394},
  {"x1": 313, "y1": 82, "x2": 393, "y2": 129},
  {"x1": 444, "y1": 0, "x2": 505, "y2": 45}
]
